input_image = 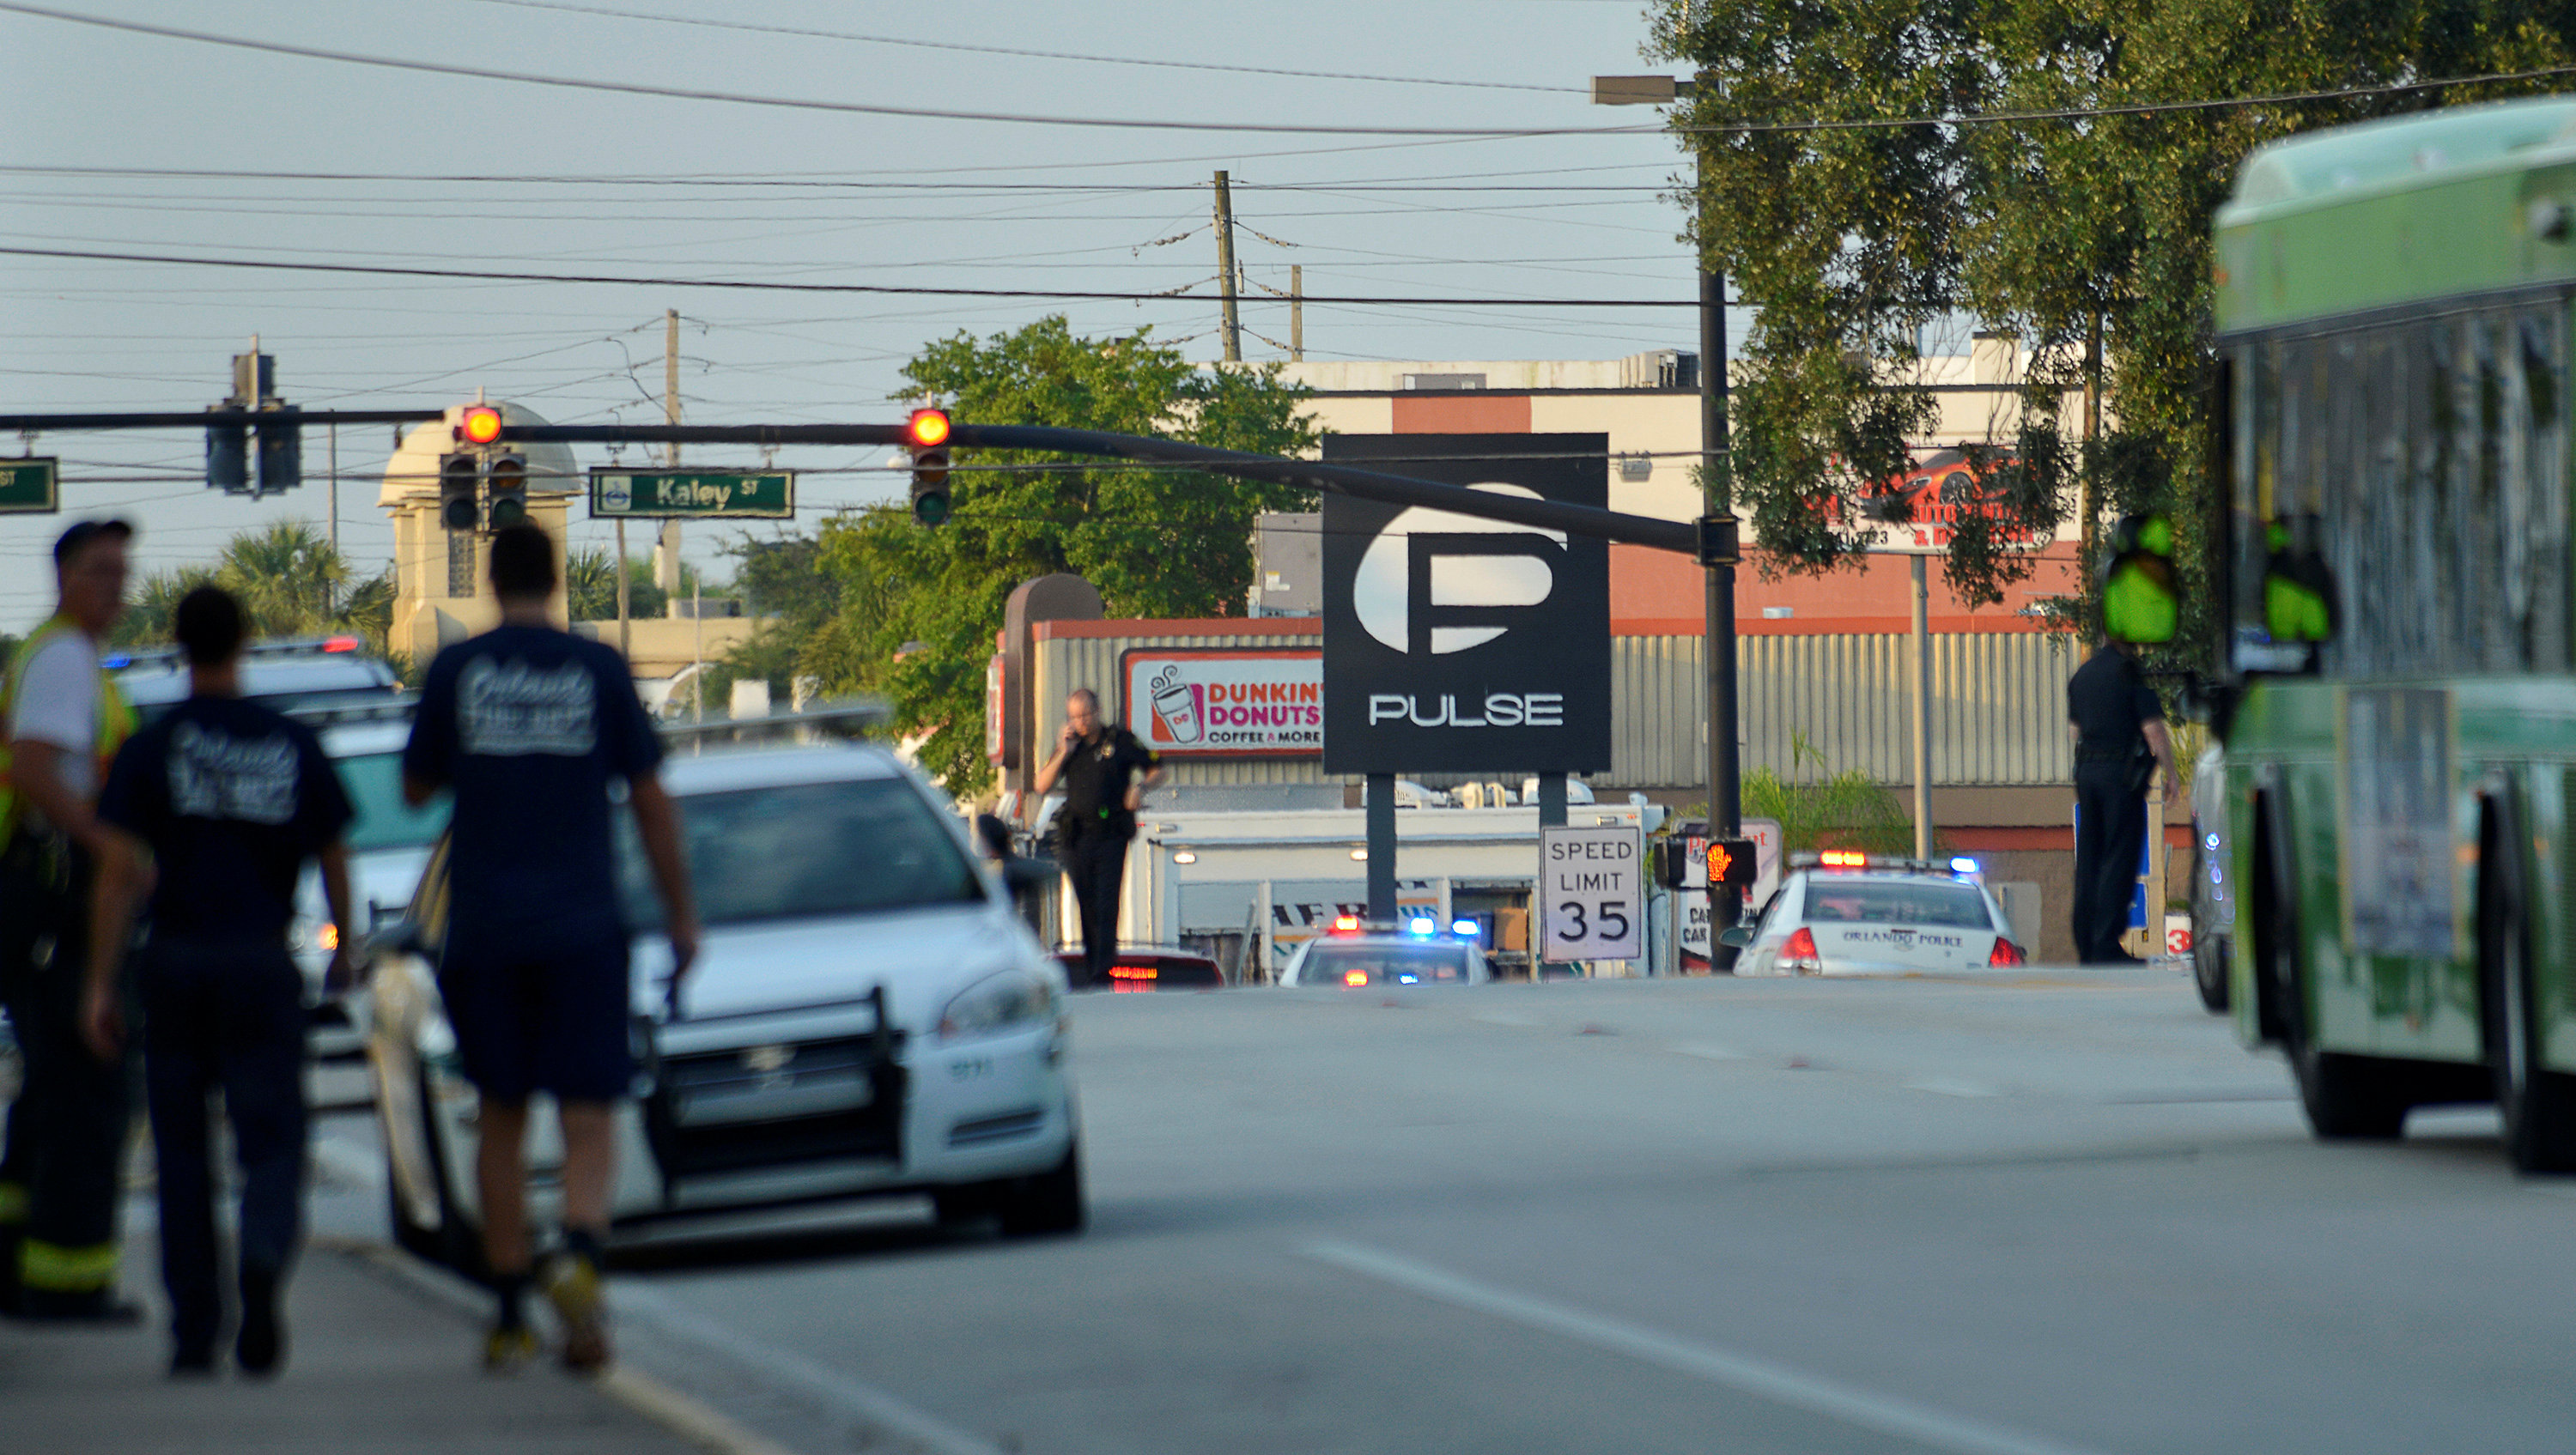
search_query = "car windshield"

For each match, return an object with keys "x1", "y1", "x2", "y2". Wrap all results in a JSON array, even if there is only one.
[
  {"x1": 334, "y1": 750, "x2": 449, "y2": 853},
  {"x1": 1800, "y1": 878, "x2": 1993, "y2": 929},
  {"x1": 617, "y1": 775, "x2": 985, "y2": 929},
  {"x1": 1302, "y1": 943, "x2": 1469, "y2": 982}
]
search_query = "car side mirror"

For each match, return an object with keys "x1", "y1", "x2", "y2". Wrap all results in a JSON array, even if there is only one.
[
  {"x1": 1717, "y1": 925, "x2": 1757, "y2": 949},
  {"x1": 1003, "y1": 854, "x2": 1058, "y2": 890}
]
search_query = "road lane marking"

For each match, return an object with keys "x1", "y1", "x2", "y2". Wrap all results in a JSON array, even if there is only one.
[
  {"x1": 612, "y1": 1281, "x2": 1009, "y2": 1455},
  {"x1": 1304, "y1": 1240, "x2": 2120, "y2": 1455}
]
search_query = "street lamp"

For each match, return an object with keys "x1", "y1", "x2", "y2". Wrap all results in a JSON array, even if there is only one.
[{"x1": 1594, "y1": 73, "x2": 1742, "y2": 960}]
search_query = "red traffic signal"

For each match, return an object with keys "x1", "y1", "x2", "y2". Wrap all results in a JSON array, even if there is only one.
[
  {"x1": 906, "y1": 408, "x2": 951, "y2": 449},
  {"x1": 457, "y1": 404, "x2": 504, "y2": 446}
]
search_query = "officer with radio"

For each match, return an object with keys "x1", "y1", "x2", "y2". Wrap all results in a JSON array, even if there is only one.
[{"x1": 1033, "y1": 688, "x2": 1161, "y2": 989}]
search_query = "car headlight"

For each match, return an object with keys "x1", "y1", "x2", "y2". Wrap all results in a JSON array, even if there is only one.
[{"x1": 937, "y1": 967, "x2": 1059, "y2": 1043}]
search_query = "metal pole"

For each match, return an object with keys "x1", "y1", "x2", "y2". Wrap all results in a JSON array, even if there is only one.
[
  {"x1": 660, "y1": 308, "x2": 683, "y2": 606},
  {"x1": 1698, "y1": 136, "x2": 1742, "y2": 960},
  {"x1": 614, "y1": 517, "x2": 631, "y2": 660},
  {"x1": 1538, "y1": 771, "x2": 1568, "y2": 979},
  {"x1": 1911, "y1": 554, "x2": 1932, "y2": 858},
  {"x1": 326, "y1": 421, "x2": 338, "y2": 561},
  {"x1": 1213, "y1": 172, "x2": 1242, "y2": 364},
  {"x1": 1365, "y1": 773, "x2": 1395, "y2": 921}
]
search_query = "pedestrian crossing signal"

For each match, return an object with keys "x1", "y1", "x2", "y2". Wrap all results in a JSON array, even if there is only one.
[{"x1": 1710, "y1": 837, "x2": 1759, "y2": 890}]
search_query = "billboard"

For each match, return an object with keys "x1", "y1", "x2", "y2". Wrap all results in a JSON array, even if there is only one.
[
  {"x1": 1121, "y1": 648, "x2": 1323, "y2": 756},
  {"x1": 1319, "y1": 434, "x2": 1611, "y2": 774}
]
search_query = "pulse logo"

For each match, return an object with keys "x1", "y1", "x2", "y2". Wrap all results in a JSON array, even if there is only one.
[{"x1": 1319, "y1": 433, "x2": 1610, "y2": 775}]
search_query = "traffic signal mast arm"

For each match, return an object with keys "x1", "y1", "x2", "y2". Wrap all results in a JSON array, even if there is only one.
[{"x1": 501, "y1": 421, "x2": 1704, "y2": 555}]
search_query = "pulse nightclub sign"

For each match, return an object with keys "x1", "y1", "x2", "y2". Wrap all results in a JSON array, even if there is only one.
[{"x1": 1319, "y1": 434, "x2": 1612, "y2": 775}]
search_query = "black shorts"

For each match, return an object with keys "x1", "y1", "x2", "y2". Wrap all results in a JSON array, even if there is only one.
[{"x1": 437, "y1": 931, "x2": 632, "y2": 1104}]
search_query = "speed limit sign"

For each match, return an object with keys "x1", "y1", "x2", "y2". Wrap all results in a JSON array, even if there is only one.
[{"x1": 1539, "y1": 824, "x2": 1644, "y2": 961}]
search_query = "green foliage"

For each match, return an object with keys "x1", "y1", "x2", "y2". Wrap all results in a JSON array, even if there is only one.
[
  {"x1": 1650, "y1": 0, "x2": 2576, "y2": 641},
  {"x1": 113, "y1": 520, "x2": 398, "y2": 657},
  {"x1": 795, "y1": 317, "x2": 1318, "y2": 792},
  {"x1": 565, "y1": 550, "x2": 676, "y2": 622},
  {"x1": 1739, "y1": 733, "x2": 1921, "y2": 858}
]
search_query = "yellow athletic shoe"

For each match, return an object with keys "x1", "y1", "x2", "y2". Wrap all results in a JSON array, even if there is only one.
[
  {"x1": 483, "y1": 1323, "x2": 540, "y2": 1373},
  {"x1": 544, "y1": 1253, "x2": 611, "y2": 1373}
]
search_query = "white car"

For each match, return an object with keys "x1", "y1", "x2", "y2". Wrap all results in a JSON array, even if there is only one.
[
  {"x1": 292, "y1": 706, "x2": 451, "y2": 1061},
  {"x1": 114, "y1": 635, "x2": 401, "y2": 727},
  {"x1": 1279, "y1": 918, "x2": 1493, "y2": 987},
  {"x1": 1725, "y1": 853, "x2": 2028, "y2": 975},
  {"x1": 368, "y1": 740, "x2": 1080, "y2": 1264}
]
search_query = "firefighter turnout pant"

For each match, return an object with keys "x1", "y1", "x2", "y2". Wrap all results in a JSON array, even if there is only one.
[{"x1": 0, "y1": 834, "x2": 131, "y2": 1313}]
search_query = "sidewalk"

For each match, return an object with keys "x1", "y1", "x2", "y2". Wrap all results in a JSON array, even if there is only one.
[{"x1": 0, "y1": 1238, "x2": 754, "y2": 1455}]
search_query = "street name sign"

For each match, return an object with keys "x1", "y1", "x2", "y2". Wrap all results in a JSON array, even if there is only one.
[
  {"x1": 590, "y1": 470, "x2": 793, "y2": 519},
  {"x1": 0, "y1": 458, "x2": 59, "y2": 514},
  {"x1": 1540, "y1": 822, "x2": 1643, "y2": 962}
]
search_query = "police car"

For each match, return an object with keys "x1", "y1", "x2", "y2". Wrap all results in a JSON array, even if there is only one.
[
  {"x1": 289, "y1": 703, "x2": 451, "y2": 1062},
  {"x1": 112, "y1": 634, "x2": 401, "y2": 727},
  {"x1": 367, "y1": 729, "x2": 1083, "y2": 1261},
  {"x1": 1278, "y1": 915, "x2": 1493, "y2": 987},
  {"x1": 1722, "y1": 852, "x2": 2029, "y2": 975}
]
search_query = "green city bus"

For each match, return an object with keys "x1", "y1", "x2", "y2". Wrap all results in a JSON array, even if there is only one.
[{"x1": 2206, "y1": 96, "x2": 2576, "y2": 1172}]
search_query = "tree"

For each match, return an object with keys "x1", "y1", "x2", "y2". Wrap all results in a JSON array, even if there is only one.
[
  {"x1": 1650, "y1": 0, "x2": 2576, "y2": 643},
  {"x1": 566, "y1": 549, "x2": 675, "y2": 622},
  {"x1": 111, "y1": 520, "x2": 398, "y2": 658},
  {"x1": 806, "y1": 317, "x2": 1320, "y2": 791}
]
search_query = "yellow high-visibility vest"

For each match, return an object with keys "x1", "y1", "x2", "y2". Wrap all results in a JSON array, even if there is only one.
[{"x1": 0, "y1": 616, "x2": 134, "y2": 842}]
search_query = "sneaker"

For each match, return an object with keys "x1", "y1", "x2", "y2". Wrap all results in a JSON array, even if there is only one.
[
  {"x1": 482, "y1": 1323, "x2": 540, "y2": 1373},
  {"x1": 235, "y1": 1270, "x2": 284, "y2": 1378},
  {"x1": 544, "y1": 1252, "x2": 611, "y2": 1373}
]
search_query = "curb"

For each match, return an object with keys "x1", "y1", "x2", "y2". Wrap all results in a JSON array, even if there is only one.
[{"x1": 315, "y1": 1235, "x2": 805, "y2": 1455}]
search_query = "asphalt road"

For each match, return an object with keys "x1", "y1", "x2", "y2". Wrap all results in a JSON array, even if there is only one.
[{"x1": 312, "y1": 966, "x2": 2576, "y2": 1455}]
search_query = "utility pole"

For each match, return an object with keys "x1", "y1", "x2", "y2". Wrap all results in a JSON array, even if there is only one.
[
  {"x1": 658, "y1": 308, "x2": 683, "y2": 612},
  {"x1": 2081, "y1": 309, "x2": 2103, "y2": 567},
  {"x1": 1911, "y1": 555, "x2": 1932, "y2": 858},
  {"x1": 1290, "y1": 264, "x2": 1303, "y2": 362},
  {"x1": 326, "y1": 421, "x2": 337, "y2": 558},
  {"x1": 1213, "y1": 171, "x2": 1242, "y2": 364}
]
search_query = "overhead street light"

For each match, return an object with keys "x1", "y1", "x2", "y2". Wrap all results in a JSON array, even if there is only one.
[{"x1": 1593, "y1": 70, "x2": 1742, "y2": 961}]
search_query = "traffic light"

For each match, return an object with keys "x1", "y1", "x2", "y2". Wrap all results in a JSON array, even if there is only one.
[
  {"x1": 253, "y1": 406, "x2": 301, "y2": 494},
  {"x1": 2098, "y1": 512, "x2": 2178, "y2": 645},
  {"x1": 207, "y1": 416, "x2": 248, "y2": 493},
  {"x1": 439, "y1": 454, "x2": 479, "y2": 532},
  {"x1": 907, "y1": 408, "x2": 952, "y2": 527},
  {"x1": 457, "y1": 404, "x2": 504, "y2": 447},
  {"x1": 485, "y1": 452, "x2": 528, "y2": 530}
]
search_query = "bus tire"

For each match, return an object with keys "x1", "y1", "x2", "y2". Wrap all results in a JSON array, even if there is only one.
[
  {"x1": 2256, "y1": 791, "x2": 2405, "y2": 1139},
  {"x1": 2481, "y1": 796, "x2": 2576, "y2": 1173}
]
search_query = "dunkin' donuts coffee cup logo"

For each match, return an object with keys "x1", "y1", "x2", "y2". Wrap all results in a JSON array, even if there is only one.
[{"x1": 1148, "y1": 665, "x2": 1204, "y2": 745}]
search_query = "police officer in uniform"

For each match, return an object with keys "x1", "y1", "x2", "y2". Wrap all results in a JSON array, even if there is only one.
[
  {"x1": 2068, "y1": 634, "x2": 2181, "y2": 964},
  {"x1": 82, "y1": 586, "x2": 355, "y2": 1376},
  {"x1": 1032, "y1": 688, "x2": 1160, "y2": 989},
  {"x1": 0, "y1": 518, "x2": 137, "y2": 1321}
]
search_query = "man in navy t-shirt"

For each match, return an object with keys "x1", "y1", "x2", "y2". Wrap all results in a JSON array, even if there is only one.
[
  {"x1": 402, "y1": 524, "x2": 698, "y2": 1373},
  {"x1": 82, "y1": 585, "x2": 355, "y2": 1377}
]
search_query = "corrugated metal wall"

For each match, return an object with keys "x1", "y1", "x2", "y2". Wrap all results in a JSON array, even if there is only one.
[
  {"x1": 1039, "y1": 628, "x2": 2077, "y2": 790},
  {"x1": 1619, "y1": 632, "x2": 2080, "y2": 787}
]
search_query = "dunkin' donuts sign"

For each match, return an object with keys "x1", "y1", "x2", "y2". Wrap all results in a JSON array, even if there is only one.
[{"x1": 1121, "y1": 648, "x2": 1323, "y2": 756}]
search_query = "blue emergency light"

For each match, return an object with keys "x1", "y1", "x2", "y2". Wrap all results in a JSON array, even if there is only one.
[
  {"x1": 1450, "y1": 918, "x2": 1478, "y2": 937},
  {"x1": 1407, "y1": 917, "x2": 1437, "y2": 937},
  {"x1": 1948, "y1": 856, "x2": 1980, "y2": 876}
]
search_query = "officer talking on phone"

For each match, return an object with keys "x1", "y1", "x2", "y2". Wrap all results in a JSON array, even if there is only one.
[{"x1": 1031, "y1": 689, "x2": 1160, "y2": 990}]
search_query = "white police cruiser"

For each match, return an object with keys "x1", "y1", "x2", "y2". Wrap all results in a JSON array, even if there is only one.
[
  {"x1": 1278, "y1": 914, "x2": 1493, "y2": 987},
  {"x1": 1723, "y1": 852, "x2": 2028, "y2": 975}
]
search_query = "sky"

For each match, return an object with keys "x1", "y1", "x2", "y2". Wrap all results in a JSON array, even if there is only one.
[{"x1": 0, "y1": 0, "x2": 1717, "y2": 633}]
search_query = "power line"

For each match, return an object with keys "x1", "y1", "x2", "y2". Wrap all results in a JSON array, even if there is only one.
[
  {"x1": 0, "y1": 3, "x2": 1639, "y2": 138},
  {"x1": 0, "y1": 244, "x2": 1710, "y2": 307},
  {"x1": 465, "y1": 0, "x2": 1577, "y2": 94},
  {"x1": 9, "y1": 3, "x2": 2573, "y2": 139}
]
